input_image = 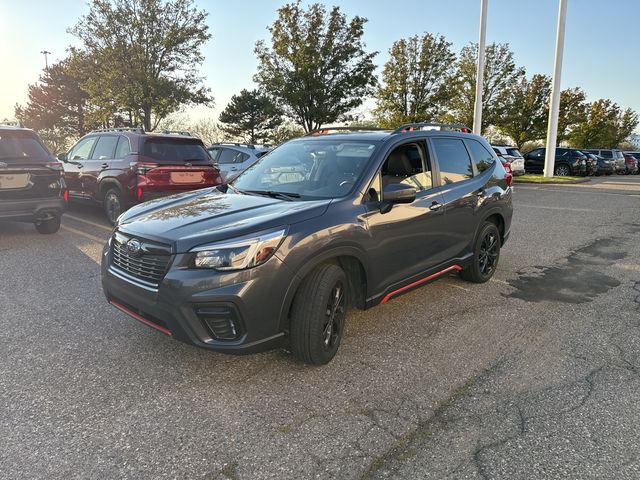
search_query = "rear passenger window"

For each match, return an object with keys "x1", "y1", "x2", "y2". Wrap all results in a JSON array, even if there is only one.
[
  {"x1": 432, "y1": 138, "x2": 473, "y2": 184},
  {"x1": 466, "y1": 140, "x2": 495, "y2": 173},
  {"x1": 600, "y1": 151, "x2": 613, "y2": 158},
  {"x1": 114, "y1": 136, "x2": 131, "y2": 158},
  {"x1": 91, "y1": 136, "x2": 119, "y2": 160}
]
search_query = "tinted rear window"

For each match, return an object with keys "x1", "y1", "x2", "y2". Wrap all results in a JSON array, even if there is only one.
[
  {"x1": 142, "y1": 138, "x2": 210, "y2": 163},
  {"x1": 0, "y1": 131, "x2": 50, "y2": 160},
  {"x1": 505, "y1": 148, "x2": 522, "y2": 157},
  {"x1": 600, "y1": 151, "x2": 613, "y2": 158}
]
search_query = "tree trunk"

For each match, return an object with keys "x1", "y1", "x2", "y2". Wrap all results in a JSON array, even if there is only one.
[{"x1": 143, "y1": 105, "x2": 152, "y2": 132}]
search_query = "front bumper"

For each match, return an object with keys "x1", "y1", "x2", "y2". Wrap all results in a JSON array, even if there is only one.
[
  {"x1": 101, "y1": 242, "x2": 296, "y2": 354},
  {"x1": 0, "y1": 195, "x2": 65, "y2": 222}
]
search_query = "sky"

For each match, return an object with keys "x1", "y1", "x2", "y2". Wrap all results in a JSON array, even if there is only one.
[{"x1": 1, "y1": 0, "x2": 639, "y2": 124}]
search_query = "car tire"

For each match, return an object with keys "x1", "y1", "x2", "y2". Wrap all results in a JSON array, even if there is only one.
[
  {"x1": 554, "y1": 164, "x2": 570, "y2": 176},
  {"x1": 103, "y1": 187, "x2": 122, "y2": 225},
  {"x1": 461, "y1": 222, "x2": 501, "y2": 284},
  {"x1": 34, "y1": 214, "x2": 61, "y2": 234},
  {"x1": 290, "y1": 264, "x2": 348, "y2": 365}
]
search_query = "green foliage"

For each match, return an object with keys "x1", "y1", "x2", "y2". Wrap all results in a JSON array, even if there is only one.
[
  {"x1": 494, "y1": 74, "x2": 551, "y2": 148},
  {"x1": 374, "y1": 33, "x2": 456, "y2": 128},
  {"x1": 567, "y1": 99, "x2": 639, "y2": 148},
  {"x1": 556, "y1": 87, "x2": 588, "y2": 144},
  {"x1": 71, "y1": 0, "x2": 212, "y2": 131},
  {"x1": 445, "y1": 42, "x2": 525, "y2": 132},
  {"x1": 15, "y1": 51, "x2": 95, "y2": 141},
  {"x1": 269, "y1": 123, "x2": 305, "y2": 144},
  {"x1": 254, "y1": 1, "x2": 377, "y2": 132},
  {"x1": 219, "y1": 89, "x2": 282, "y2": 143}
]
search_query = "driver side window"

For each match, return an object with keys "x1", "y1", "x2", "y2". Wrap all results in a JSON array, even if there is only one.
[{"x1": 367, "y1": 142, "x2": 432, "y2": 201}]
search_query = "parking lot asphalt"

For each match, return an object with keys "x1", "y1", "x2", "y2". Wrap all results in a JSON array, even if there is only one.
[{"x1": 1, "y1": 175, "x2": 639, "y2": 479}]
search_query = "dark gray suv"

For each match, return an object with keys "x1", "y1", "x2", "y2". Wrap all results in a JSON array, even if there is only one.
[{"x1": 101, "y1": 124, "x2": 513, "y2": 365}]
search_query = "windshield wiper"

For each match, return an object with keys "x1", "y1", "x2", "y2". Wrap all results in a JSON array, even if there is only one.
[{"x1": 243, "y1": 189, "x2": 301, "y2": 201}]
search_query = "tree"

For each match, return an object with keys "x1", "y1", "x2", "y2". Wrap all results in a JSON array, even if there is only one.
[
  {"x1": 494, "y1": 74, "x2": 551, "y2": 148},
  {"x1": 254, "y1": 1, "x2": 377, "y2": 132},
  {"x1": 445, "y1": 42, "x2": 525, "y2": 132},
  {"x1": 71, "y1": 0, "x2": 212, "y2": 131},
  {"x1": 15, "y1": 51, "x2": 93, "y2": 141},
  {"x1": 556, "y1": 87, "x2": 588, "y2": 145},
  {"x1": 567, "y1": 99, "x2": 639, "y2": 148},
  {"x1": 374, "y1": 33, "x2": 456, "y2": 128},
  {"x1": 218, "y1": 89, "x2": 282, "y2": 143}
]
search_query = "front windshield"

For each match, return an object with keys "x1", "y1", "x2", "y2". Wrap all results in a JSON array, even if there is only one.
[{"x1": 232, "y1": 139, "x2": 379, "y2": 199}]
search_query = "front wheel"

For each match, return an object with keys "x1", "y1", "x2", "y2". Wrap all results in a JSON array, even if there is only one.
[
  {"x1": 290, "y1": 264, "x2": 348, "y2": 365},
  {"x1": 103, "y1": 188, "x2": 122, "y2": 225},
  {"x1": 461, "y1": 222, "x2": 501, "y2": 283},
  {"x1": 554, "y1": 164, "x2": 570, "y2": 176}
]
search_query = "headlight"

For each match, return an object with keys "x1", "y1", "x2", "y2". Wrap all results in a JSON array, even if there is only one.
[{"x1": 191, "y1": 227, "x2": 287, "y2": 270}]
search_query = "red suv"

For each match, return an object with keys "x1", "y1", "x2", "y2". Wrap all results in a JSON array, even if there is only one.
[{"x1": 60, "y1": 128, "x2": 222, "y2": 223}]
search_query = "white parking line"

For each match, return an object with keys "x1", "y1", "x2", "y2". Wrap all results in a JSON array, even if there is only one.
[
  {"x1": 61, "y1": 224, "x2": 107, "y2": 243},
  {"x1": 515, "y1": 204, "x2": 602, "y2": 212},
  {"x1": 516, "y1": 186, "x2": 640, "y2": 197},
  {"x1": 63, "y1": 214, "x2": 113, "y2": 232}
]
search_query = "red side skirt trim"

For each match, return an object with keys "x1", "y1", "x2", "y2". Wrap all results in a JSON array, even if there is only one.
[{"x1": 380, "y1": 265, "x2": 463, "y2": 304}]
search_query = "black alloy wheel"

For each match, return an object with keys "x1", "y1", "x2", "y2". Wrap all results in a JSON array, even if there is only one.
[{"x1": 103, "y1": 188, "x2": 122, "y2": 225}]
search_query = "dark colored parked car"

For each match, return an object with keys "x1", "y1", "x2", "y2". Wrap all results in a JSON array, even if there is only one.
[
  {"x1": 589, "y1": 153, "x2": 615, "y2": 176},
  {"x1": 623, "y1": 153, "x2": 639, "y2": 175},
  {"x1": 102, "y1": 123, "x2": 513, "y2": 365},
  {"x1": 60, "y1": 128, "x2": 222, "y2": 224},
  {"x1": 583, "y1": 149, "x2": 626, "y2": 174},
  {"x1": 0, "y1": 126, "x2": 67, "y2": 233},
  {"x1": 523, "y1": 147, "x2": 587, "y2": 176}
]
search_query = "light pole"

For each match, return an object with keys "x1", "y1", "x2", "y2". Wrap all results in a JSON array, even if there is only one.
[
  {"x1": 40, "y1": 50, "x2": 51, "y2": 71},
  {"x1": 543, "y1": 0, "x2": 569, "y2": 177},
  {"x1": 473, "y1": 0, "x2": 488, "y2": 135}
]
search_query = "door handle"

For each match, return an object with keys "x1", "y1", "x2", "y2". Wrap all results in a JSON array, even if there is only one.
[
  {"x1": 475, "y1": 189, "x2": 486, "y2": 197},
  {"x1": 101, "y1": 163, "x2": 108, "y2": 169},
  {"x1": 77, "y1": 164, "x2": 83, "y2": 169},
  {"x1": 429, "y1": 201, "x2": 442, "y2": 211}
]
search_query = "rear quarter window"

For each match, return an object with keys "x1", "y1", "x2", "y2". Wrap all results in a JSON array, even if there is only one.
[{"x1": 466, "y1": 139, "x2": 495, "y2": 173}]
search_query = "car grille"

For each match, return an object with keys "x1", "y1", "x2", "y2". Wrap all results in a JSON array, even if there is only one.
[{"x1": 110, "y1": 232, "x2": 172, "y2": 288}]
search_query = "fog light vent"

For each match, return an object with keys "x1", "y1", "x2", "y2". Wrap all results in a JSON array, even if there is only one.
[{"x1": 196, "y1": 306, "x2": 240, "y2": 340}]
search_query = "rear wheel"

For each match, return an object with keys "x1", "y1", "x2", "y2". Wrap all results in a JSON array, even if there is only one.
[
  {"x1": 554, "y1": 164, "x2": 570, "y2": 176},
  {"x1": 103, "y1": 188, "x2": 122, "y2": 225},
  {"x1": 290, "y1": 264, "x2": 348, "y2": 365},
  {"x1": 461, "y1": 222, "x2": 501, "y2": 283},
  {"x1": 34, "y1": 214, "x2": 61, "y2": 234}
]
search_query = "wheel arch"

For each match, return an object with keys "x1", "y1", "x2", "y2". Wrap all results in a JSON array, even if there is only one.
[
  {"x1": 98, "y1": 178, "x2": 124, "y2": 202},
  {"x1": 277, "y1": 246, "x2": 370, "y2": 334}
]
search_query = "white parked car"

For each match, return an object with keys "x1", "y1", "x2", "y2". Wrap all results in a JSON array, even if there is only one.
[
  {"x1": 207, "y1": 143, "x2": 272, "y2": 182},
  {"x1": 491, "y1": 145, "x2": 525, "y2": 175}
]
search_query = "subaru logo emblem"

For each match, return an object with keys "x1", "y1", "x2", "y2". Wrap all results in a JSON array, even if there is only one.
[{"x1": 126, "y1": 238, "x2": 143, "y2": 255}]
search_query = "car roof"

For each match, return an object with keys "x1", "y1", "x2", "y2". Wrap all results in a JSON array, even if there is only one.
[
  {"x1": 288, "y1": 129, "x2": 485, "y2": 143},
  {"x1": 0, "y1": 125, "x2": 35, "y2": 133}
]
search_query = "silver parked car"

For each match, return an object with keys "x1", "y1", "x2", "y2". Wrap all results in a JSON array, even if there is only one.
[
  {"x1": 491, "y1": 145, "x2": 525, "y2": 175},
  {"x1": 207, "y1": 143, "x2": 271, "y2": 182},
  {"x1": 583, "y1": 149, "x2": 626, "y2": 174}
]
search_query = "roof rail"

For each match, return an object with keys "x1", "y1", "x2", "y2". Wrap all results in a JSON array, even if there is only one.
[
  {"x1": 160, "y1": 129, "x2": 191, "y2": 136},
  {"x1": 392, "y1": 123, "x2": 471, "y2": 134},
  {"x1": 305, "y1": 126, "x2": 387, "y2": 136},
  {"x1": 91, "y1": 127, "x2": 146, "y2": 134},
  {"x1": 209, "y1": 142, "x2": 256, "y2": 149}
]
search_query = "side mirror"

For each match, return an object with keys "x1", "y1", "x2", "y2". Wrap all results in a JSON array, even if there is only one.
[
  {"x1": 380, "y1": 183, "x2": 416, "y2": 213},
  {"x1": 57, "y1": 152, "x2": 67, "y2": 162}
]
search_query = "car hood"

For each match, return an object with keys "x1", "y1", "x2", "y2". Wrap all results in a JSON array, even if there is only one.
[{"x1": 117, "y1": 188, "x2": 331, "y2": 252}]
